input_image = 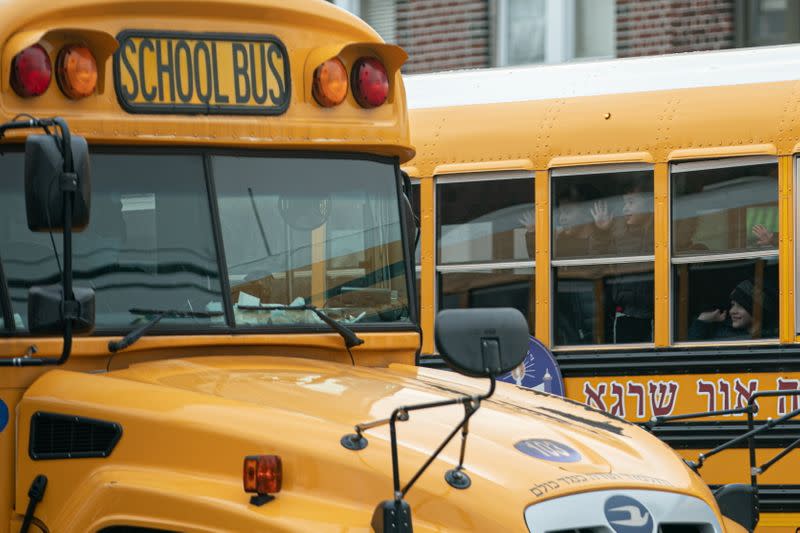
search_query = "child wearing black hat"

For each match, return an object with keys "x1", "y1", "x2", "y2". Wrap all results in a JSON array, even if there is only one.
[{"x1": 689, "y1": 279, "x2": 778, "y2": 341}]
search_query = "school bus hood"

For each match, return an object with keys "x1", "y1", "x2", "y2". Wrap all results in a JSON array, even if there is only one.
[{"x1": 20, "y1": 356, "x2": 718, "y2": 529}]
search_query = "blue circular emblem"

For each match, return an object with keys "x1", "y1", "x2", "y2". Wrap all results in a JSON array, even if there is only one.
[
  {"x1": 498, "y1": 336, "x2": 565, "y2": 396},
  {"x1": 514, "y1": 438, "x2": 581, "y2": 463},
  {"x1": 604, "y1": 495, "x2": 654, "y2": 533},
  {"x1": 0, "y1": 399, "x2": 8, "y2": 433}
]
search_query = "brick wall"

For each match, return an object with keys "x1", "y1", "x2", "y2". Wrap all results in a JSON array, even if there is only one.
[
  {"x1": 616, "y1": 0, "x2": 735, "y2": 57},
  {"x1": 396, "y1": 0, "x2": 490, "y2": 74}
]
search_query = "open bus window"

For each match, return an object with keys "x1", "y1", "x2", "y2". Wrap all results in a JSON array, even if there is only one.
[
  {"x1": 211, "y1": 155, "x2": 410, "y2": 326},
  {"x1": 671, "y1": 157, "x2": 779, "y2": 342},
  {"x1": 434, "y1": 173, "x2": 535, "y2": 347},
  {"x1": 551, "y1": 166, "x2": 654, "y2": 346},
  {"x1": 0, "y1": 151, "x2": 224, "y2": 332}
]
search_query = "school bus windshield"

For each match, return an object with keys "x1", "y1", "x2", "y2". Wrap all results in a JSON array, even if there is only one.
[{"x1": 0, "y1": 150, "x2": 411, "y2": 333}]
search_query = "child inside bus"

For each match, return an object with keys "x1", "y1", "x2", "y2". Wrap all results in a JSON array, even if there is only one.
[
  {"x1": 689, "y1": 279, "x2": 778, "y2": 340},
  {"x1": 589, "y1": 180, "x2": 655, "y2": 343}
]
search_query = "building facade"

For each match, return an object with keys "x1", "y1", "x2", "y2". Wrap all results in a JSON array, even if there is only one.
[{"x1": 331, "y1": 0, "x2": 800, "y2": 74}]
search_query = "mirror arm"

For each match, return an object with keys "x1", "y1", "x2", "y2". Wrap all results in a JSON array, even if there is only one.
[
  {"x1": 378, "y1": 376, "x2": 496, "y2": 500},
  {"x1": 0, "y1": 117, "x2": 79, "y2": 367},
  {"x1": 0, "y1": 250, "x2": 14, "y2": 332}
]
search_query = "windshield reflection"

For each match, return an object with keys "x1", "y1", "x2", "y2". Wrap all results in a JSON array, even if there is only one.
[{"x1": 212, "y1": 155, "x2": 410, "y2": 326}]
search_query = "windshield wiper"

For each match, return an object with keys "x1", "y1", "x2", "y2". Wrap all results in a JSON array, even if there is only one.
[
  {"x1": 237, "y1": 304, "x2": 364, "y2": 349},
  {"x1": 108, "y1": 308, "x2": 223, "y2": 353}
]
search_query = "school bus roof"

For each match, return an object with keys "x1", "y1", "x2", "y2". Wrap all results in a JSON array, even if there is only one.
[
  {"x1": 0, "y1": 0, "x2": 380, "y2": 42},
  {"x1": 406, "y1": 44, "x2": 800, "y2": 110},
  {"x1": 404, "y1": 44, "x2": 800, "y2": 173},
  {"x1": 0, "y1": 0, "x2": 415, "y2": 161}
]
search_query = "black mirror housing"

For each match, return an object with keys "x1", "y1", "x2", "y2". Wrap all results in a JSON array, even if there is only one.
[
  {"x1": 714, "y1": 483, "x2": 758, "y2": 531},
  {"x1": 28, "y1": 285, "x2": 96, "y2": 335},
  {"x1": 435, "y1": 308, "x2": 529, "y2": 378},
  {"x1": 25, "y1": 133, "x2": 91, "y2": 232}
]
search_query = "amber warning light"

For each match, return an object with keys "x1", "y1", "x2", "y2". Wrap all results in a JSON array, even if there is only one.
[
  {"x1": 243, "y1": 454, "x2": 282, "y2": 506},
  {"x1": 56, "y1": 45, "x2": 98, "y2": 99},
  {"x1": 313, "y1": 58, "x2": 348, "y2": 107}
]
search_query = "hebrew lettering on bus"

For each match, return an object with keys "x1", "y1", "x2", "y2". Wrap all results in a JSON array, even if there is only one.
[
  {"x1": 777, "y1": 377, "x2": 800, "y2": 415},
  {"x1": 583, "y1": 382, "x2": 607, "y2": 411},
  {"x1": 648, "y1": 380, "x2": 679, "y2": 417},
  {"x1": 734, "y1": 379, "x2": 758, "y2": 409},
  {"x1": 581, "y1": 380, "x2": 679, "y2": 419},
  {"x1": 609, "y1": 381, "x2": 625, "y2": 417},
  {"x1": 626, "y1": 381, "x2": 646, "y2": 418},
  {"x1": 696, "y1": 378, "x2": 758, "y2": 415}
]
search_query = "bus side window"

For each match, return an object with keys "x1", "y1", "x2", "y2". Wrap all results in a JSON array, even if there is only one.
[
  {"x1": 434, "y1": 172, "x2": 535, "y2": 349},
  {"x1": 671, "y1": 157, "x2": 779, "y2": 342},
  {"x1": 551, "y1": 165, "x2": 655, "y2": 346}
]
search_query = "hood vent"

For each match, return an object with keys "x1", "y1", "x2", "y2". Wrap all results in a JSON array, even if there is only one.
[{"x1": 29, "y1": 412, "x2": 122, "y2": 460}]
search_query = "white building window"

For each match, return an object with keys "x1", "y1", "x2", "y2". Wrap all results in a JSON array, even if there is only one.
[
  {"x1": 497, "y1": 0, "x2": 615, "y2": 66},
  {"x1": 333, "y1": 0, "x2": 397, "y2": 44}
]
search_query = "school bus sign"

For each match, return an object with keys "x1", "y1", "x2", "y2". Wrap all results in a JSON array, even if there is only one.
[{"x1": 114, "y1": 31, "x2": 290, "y2": 115}]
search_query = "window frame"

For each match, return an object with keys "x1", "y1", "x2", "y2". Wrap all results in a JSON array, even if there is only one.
[
  {"x1": 434, "y1": 170, "x2": 536, "y2": 339},
  {"x1": 550, "y1": 163, "x2": 656, "y2": 349},
  {"x1": 669, "y1": 155, "x2": 780, "y2": 345}
]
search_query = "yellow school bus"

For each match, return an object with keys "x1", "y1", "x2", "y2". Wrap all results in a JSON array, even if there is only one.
[
  {"x1": 405, "y1": 45, "x2": 800, "y2": 531},
  {"x1": 0, "y1": 0, "x2": 754, "y2": 531}
]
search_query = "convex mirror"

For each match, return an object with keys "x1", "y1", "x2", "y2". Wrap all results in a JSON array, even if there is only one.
[
  {"x1": 435, "y1": 308, "x2": 529, "y2": 378},
  {"x1": 25, "y1": 133, "x2": 91, "y2": 232}
]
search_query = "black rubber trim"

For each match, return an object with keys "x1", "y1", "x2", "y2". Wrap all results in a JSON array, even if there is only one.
[
  {"x1": 709, "y1": 484, "x2": 800, "y2": 514},
  {"x1": 645, "y1": 421, "x2": 800, "y2": 449}
]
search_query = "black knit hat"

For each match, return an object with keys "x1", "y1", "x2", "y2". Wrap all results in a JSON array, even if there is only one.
[{"x1": 730, "y1": 279, "x2": 777, "y2": 323}]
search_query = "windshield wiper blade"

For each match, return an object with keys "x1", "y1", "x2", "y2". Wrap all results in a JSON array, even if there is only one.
[
  {"x1": 108, "y1": 308, "x2": 223, "y2": 353},
  {"x1": 237, "y1": 304, "x2": 364, "y2": 349}
]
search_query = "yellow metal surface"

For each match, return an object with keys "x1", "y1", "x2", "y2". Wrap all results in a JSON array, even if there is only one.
[
  {"x1": 14, "y1": 358, "x2": 719, "y2": 531},
  {"x1": 653, "y1": 163, "x2": 670, "y2": 347},
  {"x1": 0, "y1": 0, "x2": 414, "y2": 162},
  {"x1": 419, "y1": 177, "x2": 435, "y2": 354},
  {"x1": 779, "y1": 155, "x2": 796, "y2": 342},
  {"x1": 0, "y1": 1, "x2": 764, "y2": 530}
]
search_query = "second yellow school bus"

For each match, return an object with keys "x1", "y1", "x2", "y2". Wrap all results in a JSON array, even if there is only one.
[
  {"x1": 0, "y1": 0, "x2": 754, "y2": 531},
  {"x1": 405, "y1": 45, "x2": 800, "y2": 531}
]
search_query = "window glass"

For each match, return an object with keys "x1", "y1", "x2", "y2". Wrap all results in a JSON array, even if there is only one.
[
  {"x1": 745, "y1": 0, "x2": 795, "y2": 46},
  {"x1": 552, "y1": 170, "x2": 653, "y2": 260},
  {"x1": 672, "y1": 162, "x2": 778, "y2": 256},
  {"x1": 507, "y1": 0, "x2": 546, "y2": 65},
  {"x1": 212, "y1": 156, "x2": 410, "y2": 326},
  {"x1": 554, "y1": 263, "x2": 653, "y2": 345},
  {"x1": 674, "y1": 257, "x2": 778, "y2": 342},
  {"x1": 437, "y1": 178, "x2": 534, "y2": 265},
  {"x1": 0, "y1": 151, "x2": 223, "y2": 332},
  {"x1": 438, "y1": 267, "x2": 534, "y2": 333},
  {"x1": 575, "y1": 0, "x2": 615, "y2": 59}
]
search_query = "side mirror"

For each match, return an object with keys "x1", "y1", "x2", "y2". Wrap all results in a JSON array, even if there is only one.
[
  {"x1": 25, "y1": 133, "x2": 91, "y2": 232},
  {"x1": 713, "y1": 484, "x2": 758, "y2": 531},
  {"x1": 435, "y1": 308, "x2": 529, "y2": 378},
  {"x1": 28, "y1": 285, "x2": 95, "y2": 335}
]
